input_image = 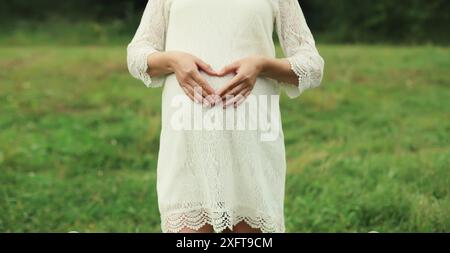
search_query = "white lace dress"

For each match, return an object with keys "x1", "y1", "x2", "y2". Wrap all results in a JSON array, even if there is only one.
[{"x1": 127, "y1": 0, "x2": 324, "y2": 233}]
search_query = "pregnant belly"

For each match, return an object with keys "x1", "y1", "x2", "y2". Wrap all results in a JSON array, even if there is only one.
[
  {"x1": 162, "y1": 72, "x2": 279, "y2": 101},
  {"x1": 160, "y1": 72, "x2": 281, "y2": 137}
]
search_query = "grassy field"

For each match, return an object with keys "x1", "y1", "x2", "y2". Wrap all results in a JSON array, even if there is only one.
[{"x1": 0, "y1": 45, "x2": 449, "y2": 232}]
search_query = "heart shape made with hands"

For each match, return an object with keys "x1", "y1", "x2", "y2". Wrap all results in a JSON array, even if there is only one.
[{"x1": 188, "y1": 57, "x2": 260, "y2": 108}]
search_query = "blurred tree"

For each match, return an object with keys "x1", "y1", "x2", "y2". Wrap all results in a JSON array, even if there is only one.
[
  {"x1": 0, "y1": 0, "x2": 448, "y2": 44},
  {"x1": 302, "y1": 0, "x2": 450, "y2": 43}
]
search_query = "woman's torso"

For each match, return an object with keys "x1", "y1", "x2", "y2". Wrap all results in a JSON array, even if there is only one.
[
  {"x1": 161, "y1": 0, "x2": 280, "y2": 114},
  {"x1": 165, "y1": 0, "x2": 276, "y2": 66}
]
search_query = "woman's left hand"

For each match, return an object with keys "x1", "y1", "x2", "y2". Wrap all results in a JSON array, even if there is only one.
[{"x1": 216, "y1": 56, "x2": 266, "y2": 108}]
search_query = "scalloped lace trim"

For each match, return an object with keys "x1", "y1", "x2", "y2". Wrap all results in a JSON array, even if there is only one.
[
  {"x1": 287, "y1": 56, "x2": 308, "y2": 90},
  {"x1": 127, "y1": 0, "x2": 166, "y2": 88},
  {"x1": 275, "y1": 0, "x2": 324, "y2": 98},
  {"x1": 161, "y1": 208, "x2": 285, "y2": 233}
]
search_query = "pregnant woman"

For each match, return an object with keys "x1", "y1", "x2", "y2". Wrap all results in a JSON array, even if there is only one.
[{"x1": 127, "y1": 0, "x2": 324, "y2": 233}]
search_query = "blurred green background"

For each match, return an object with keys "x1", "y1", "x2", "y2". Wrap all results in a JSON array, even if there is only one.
[{"x1": 0, "y1": 0, "x2": 449, "y2": 232}]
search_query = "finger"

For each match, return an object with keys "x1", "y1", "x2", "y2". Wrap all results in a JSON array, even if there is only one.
[
  {"x1": 184, "y1": 83, "x2": 203, "y2": 104},
  {"x1": 191, "y1": 72, "x2": 215, "y2": 95},
  {"x1": 234, "y1": 89, "x2": 252, "y2": 107},
  {"x1": 191, "y1": 73, "x2": 216, "y2": 104},
  {"x1": 217, "y1": 62, "x2": 239, "y2": 76},
  {"x1": 192, "y1": 83, "x2": 214, "y2": 106},
  {"x1": 195, "y1": 86, "x2": 212, "y2": 107},
  {"x1": 224, "y1": 93, "x2": 245, "y2": 108},
  {"x1": 191, "y1": 84, "x2": 216, "y2": 107},
  {"x1": 225, "y1": 87, "x2": 251, "y2": 108},
  {"x1": 223, "y1": 82, "x2": 246, "y2": 97},
  {"x1": 181, "y1": 86, "x2": 195, "y2": 103},
  {"x1": 196, "y1": 59, "x2": 218, "y2": 76},
  {"x1": 222, "y1": 94, "x2": 234, "y2": 108},
  {"x1": 204, "y1": 93, "x2": 220, "y2": 107},
  {"x1": 216, "y1": 74, "x2": 245, "y2": 97},
  {"x1": 190, "y1": 84, "x2": 205, "y2": 104}
]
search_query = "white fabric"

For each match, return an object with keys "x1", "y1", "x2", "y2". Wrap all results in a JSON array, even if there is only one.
[{"x1": 127, "y1": 0, "x2": 324, "y2": 233}]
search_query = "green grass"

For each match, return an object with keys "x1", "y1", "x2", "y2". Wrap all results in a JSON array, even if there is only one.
[
  {"x1": 0, "y1": 20, "x2": 132, "y2": 46},
  {"x1": 0, "y1": 45, "x2": 449, "y2": 232}
]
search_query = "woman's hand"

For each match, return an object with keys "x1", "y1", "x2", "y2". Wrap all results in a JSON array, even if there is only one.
[
  {"x1": 216, "y1": 56, "x2": 267, "y2": 108},
  {"x1": 166, "y1": 51, "x2": 219, "y2": 106}
]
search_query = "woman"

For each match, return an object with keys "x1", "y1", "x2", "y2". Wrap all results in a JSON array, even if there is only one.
[{"x1": 127, "y1": 0, "x2": 324, "y2": 233}]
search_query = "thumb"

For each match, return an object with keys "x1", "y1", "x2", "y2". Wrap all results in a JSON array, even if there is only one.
[
  {"x1": 218, "y1": 62, "x2": 239, "y2": 76},
  {"x1": 196, "y1": 59, "x2": 218, "y2": 76}
]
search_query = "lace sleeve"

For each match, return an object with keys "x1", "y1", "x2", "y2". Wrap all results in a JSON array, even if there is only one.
[
  {"x1": 127, "y1": 0, "x2": 167, "y2": 88},
  {"x1": 275, "y1": 0, "x2": 324, "y2": 98}
]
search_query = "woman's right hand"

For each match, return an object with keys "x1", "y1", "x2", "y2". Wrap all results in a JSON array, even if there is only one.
[{"x1": 166, "y1": 51, "x2": 219, "y2": 106}]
